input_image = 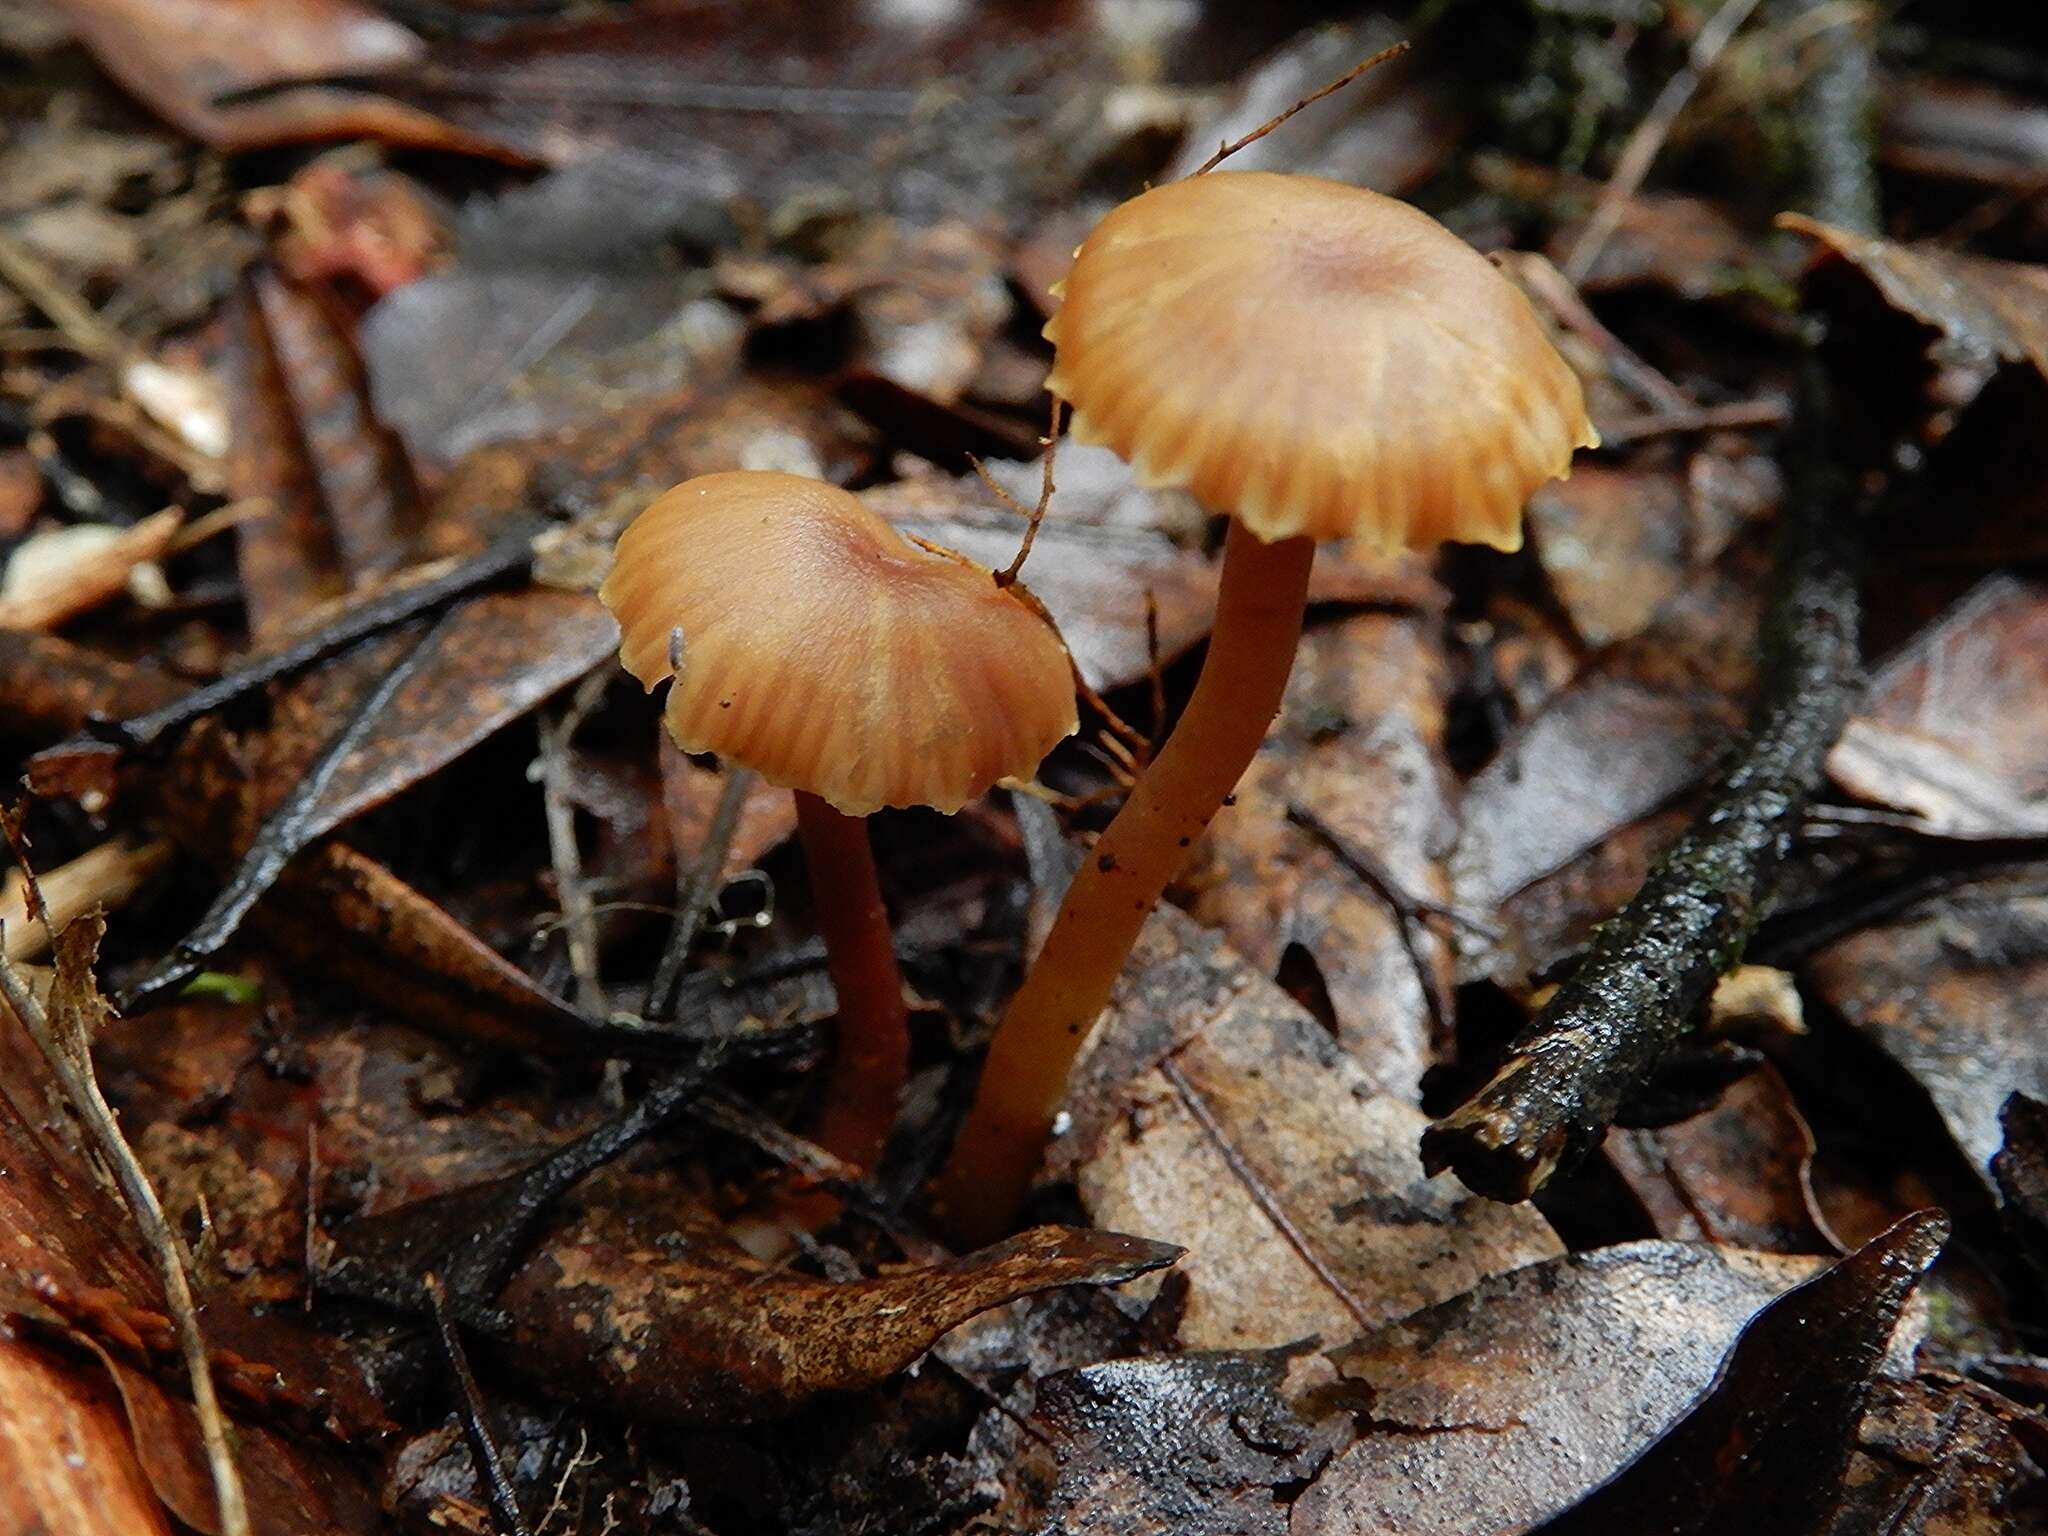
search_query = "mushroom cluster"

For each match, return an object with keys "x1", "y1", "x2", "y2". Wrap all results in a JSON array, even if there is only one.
[{"x1": 603, "y1": 170, "x2": 1592, "y2": 1243}]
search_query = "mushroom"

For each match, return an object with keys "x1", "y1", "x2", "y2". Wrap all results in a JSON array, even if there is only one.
[
  {"x1": 937, "y1": 172, "x2": 1597, "y2": 1238},
  {"x1": 602, "y1": 471, "x2": 1078, "y2": 1186}
]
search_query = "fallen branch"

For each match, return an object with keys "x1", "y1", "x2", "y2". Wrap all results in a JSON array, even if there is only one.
[
  {"x1": 0, "y1": 813, "x2": 249, "y2": 1536},
  {"x1": 1421, "y1": 0, "x2": 1877, "y2": 1202}
]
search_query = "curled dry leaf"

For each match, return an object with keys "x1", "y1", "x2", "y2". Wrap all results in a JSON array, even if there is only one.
[
  {"x1": 1606, "y1": 1063, "x2": 1838, "y2": 1254},
  {"x1": 0, "y1": 508, "x2": 183, "y2": 632},
  {"x1": 1034, "y1": 1344, "x2": 1340, "y2": 1536},
  {"x1": 1291, "y1": 1241, "x2": 1825, "y2": 1536},
  {"x1": 1547, "y1": 1212, "x2": 1949, "y2": 1536},
  {"x1": 1806, "y1": 877, "x2": 2048, "y2": 1191},
  {"x1": 1193, "y1": 612, "x2": 1458, "y2": 1103},
  {"x1": 1057, "y1": 907, "x2": 1560, "y2": 1351},
  {"x1": 1828, "y1": 575, "x2": 2048, "y2": 838},
  {"x1": 498, "y1": 1197, "x2": 1180, "y2": 1424},
  {"x1": 1781, "y1": 213, "x2": 2048, "y2": 380}
]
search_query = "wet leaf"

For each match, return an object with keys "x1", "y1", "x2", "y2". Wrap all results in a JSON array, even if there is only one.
[
  {"x1": 1823, "y1": 1374, "x2": 2048, "y2": 1536},
  {"x1": 1192, "y1": 613, "x2": 1458, "y2": 1102},
  {"x1": 1034, "y1": 1344, "x2": 1339, "y2": 1536},
  {"x1": 1292, "y1": 1241, "x2": 1824, "y2": 1536},
  {"x1": 1546, "y1": 1212, "x2": 1948, "y2": 1536},
  {"x1": 1059, "y1": 907, "x2": 1561, "y2": 1351},
  {"x1": 1829, "y1": 575, "x2": 2048, "y2": 838},
  {"x1": 1606, "y1": 1063, "x2": 1837, "y2": 1254},
  {"x1": 1994, "y1": 1093, "x2": 2048, "y2": 1295},
  {"x1": 499, "y1": 1195, "x2": 1180, "y2": 1424},
  {"x1": 1807, "y1": 879, "x2": 2048, "y2": 1191}
]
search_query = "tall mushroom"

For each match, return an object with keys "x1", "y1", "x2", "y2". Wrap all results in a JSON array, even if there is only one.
[
  {"x1": 603, "y1": 471, "x2": 1077, "y2": 1185},
  {"x1": 938, "y1": 171, "x2": 1597, "y2": 1238}
]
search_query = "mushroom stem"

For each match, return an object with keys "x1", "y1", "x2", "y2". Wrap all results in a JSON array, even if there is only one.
[
  {"x1": 793, "y1": 790, "x2": 909, "y2": 1175},
  {"x1": 938, "y1": 522, "x2": 1316, "y2": 1238}
]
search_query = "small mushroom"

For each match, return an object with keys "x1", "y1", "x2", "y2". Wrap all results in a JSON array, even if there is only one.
[
  {"x1": 603, "y1": 471, "x2": 1077, "y2": 1189},
  {"x1": 938, "y1": 172, "x2": 1597, "y2": 1238}
]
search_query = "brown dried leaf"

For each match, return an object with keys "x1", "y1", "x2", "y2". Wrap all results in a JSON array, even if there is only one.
[
  {"x1": 1783, "y1": 213, "x2": 2048, "y2": 381},
  {"x1": 58, "y1": 0, "x2": 512, "y2": 155},
  {"x1": 1606, "y1": 1063, "x2": 1837, "y2": 1254},
  {"x1": 1291, "y1": 1241, "x2": 1824, "y2": 1536},
  {"x1": 1829, "y1": 575, "x2": 2048, "y2": 838},
  {"x1": 0, "y1": 1335, "x2": 174, "y2": 1536},
  {"x1": 1807, "y1": 879, "x2": 2048, "y2": 1191},
  {"x1": 1192, "y1": 613, "x2": 1457, "y2": 1102},
  {"x1": 1058, "y1": 908, "x2": 1560, "y2": 1351},
  {"x1": 1034, "y1": 1345, "x2": 1339, "y2": 1536},
  {"x1": 499, "y1": 1198, "x2": 1180, "y2": 1424}
]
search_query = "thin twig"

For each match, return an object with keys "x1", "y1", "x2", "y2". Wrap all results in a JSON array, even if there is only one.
[
  {"x1": 122, "y1": 611, "x2": 452, "y2": 1010},
  {"x1": 1191, "y1": 41, "x2": 1412, "y2": 176},
  {"x1": 426, "y1": 1274, "x2": 535, "y2": 1536},
  {"x1": 1596, "y1": 396, "x2": 1790, "y2": 445},
  {"x1": 0, "y1": 814, "x2": 249, "y2": 1536},
  {"x1": 535, "y1": 666, "x2": 613, "y2": 1013},
  {"x1": 1562, "y1": 0, "x2": 1769, "y2": 283},
  {"x1": 70, "y1": 523, "x2": 539, "y2": 754},
  {"x1": 0, "y1": 229, "x2": 123, "y2": 360},
  {"x1": 641, "y1": 766, "x2": 756, "y2": 1022},
  {"x1": 993, "y1": 394, "x2": 1062, "y2": 588}
]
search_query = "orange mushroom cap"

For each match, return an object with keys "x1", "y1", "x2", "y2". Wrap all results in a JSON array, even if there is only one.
[
  {"x1": 600, "y1": 471, "x2": 1079, "y2": 817},
  {"x1": 1044, "y1": 171, "x2": 1598, "y2": 552}
]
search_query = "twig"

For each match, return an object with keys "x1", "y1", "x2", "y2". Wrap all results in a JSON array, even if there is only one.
[
  {"x1": 122, "y1": 611, "x2": 450, "y2": 1010},
  {"x1": 992, "y1": 394, "x2": 1062, "y2": 588},
  {"x1": 1286, "y1": 803, "x2": 1501, "y2": 942},
  {"x1": 1422, "y1": 0, "x2": 1877, "y2": 1201},
  {"x1": 1191, "y1": 41, "x2": 1412, "y2": 176},
  {"x1": 1562, "y1": 0, "x2": 1769, "y2": 283},
  {"x1": 71, "y1": 523, "x2": 539, "y2": 754},
  {"x1": 1596, "y1": 396, "x2": 1790, "y2": 445},
  {"x1": 0, "y1": 229, "x2": 123, "y2": 361},
  {"x1": 0, "y1": 814, "x2": 249, "y2": 1536},
  {"x1": 426, "y1": 1274, "x2": 535, "y2": 1536},
  {"x1": 534, "y1": 666, "x2": 612, "y2": 1013},
  {"x1": 641, "y1": 766, "x2": 755, "y2": 1022}
]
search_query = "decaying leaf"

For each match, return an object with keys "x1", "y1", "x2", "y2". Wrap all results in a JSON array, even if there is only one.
[
  {"x1": 1829, "y1": 575, "x2": 2048, "y2": 838},
  {"x1": 1824, "y1": 1373, "x2": 2048, "y2": 1534},
  {"x1": 0, "y1": 1335, "x2": 174, "y2": 1536},
  {"x1": 1292, "y1": 1241, "x2": 1824, "y2": 1536},
  {"x1": 499, "y1": 1194, "x2": 1180, "y2": 1424},
  {"x1": 1034, "y1": 1344, "x2": 1340, "y2": 1536},
  {"x1": 1807, "y1": 877, "x2": 2048, "y2": 1190},
  {"x1": 1059, "y1": 907, "x2": 1561, "y2": 1351},
  {"x1": 1995, "y1": 1093, "x2": 2048, "y2": 1293},
  {"x1": 1548, "y1": 1212, "x2": 1948, "y2": 1536},
  {"x1": 1605, "y1": 1063, "x2": 1837, "y2": 1254}
]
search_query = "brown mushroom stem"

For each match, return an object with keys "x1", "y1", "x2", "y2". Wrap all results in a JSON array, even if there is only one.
[
  {"x1": 793, "y1": 790, "x2": 910, "y2": 1176},
  {"x1": 938, "y1": 522, "x2": 1316, "y2": 1239}
]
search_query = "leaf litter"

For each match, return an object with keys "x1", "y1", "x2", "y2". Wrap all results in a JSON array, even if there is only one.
[{"x1": 4, "y1": 2, "x2": 2048, "y2": 1532}]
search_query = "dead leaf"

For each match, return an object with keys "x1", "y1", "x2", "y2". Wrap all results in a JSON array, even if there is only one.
[
  {"x1": 1829, "y1": 575, "x2": 2048, "y2": 838},
  {"x1": 1783, "y1": 213, "x2": 2048, "y2": 381},
  {"x1": 1806, "y1": 879, "x2": 2048, "y2": 1190},
  {"x1": 58, "y1": 0, "x2": 513, "y2": 155},
  {"x1": 1292, "y1": 1241, "x2": 1825, "y2": 1536},
  {"x1": 0, "y1": 508, "x2": 182, "y2": 631},
  {"x1": 1058, "y1": 907, "x2": 1561, "y2": 1351},
  {"x1": 1994, "y1": 1093, "x2": 2048, "y2": 1295},
  {"x1": 0, "y1": 1334, "x2": 175, "y2": 1536},
  {"x1": 1547, "y1": 1212, "x2": 1948, "y2": 1536},
  {"x1": 499, "y1": 1195, "x2": 1180, "y2": 1424},
  {"x1": 1192, "y1": 612, "x2": 1458, "y2": 1102},
  {"x1": 1824, "y1": 1373, "x2": 2048, "y2": 1536},
  {"x1": 1606, "y1": 1063, "x2": 1837, "y2": 1254},
  {"x1": 1034, "y1": 1344, "x2": 1339, "y2": 1536}
]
